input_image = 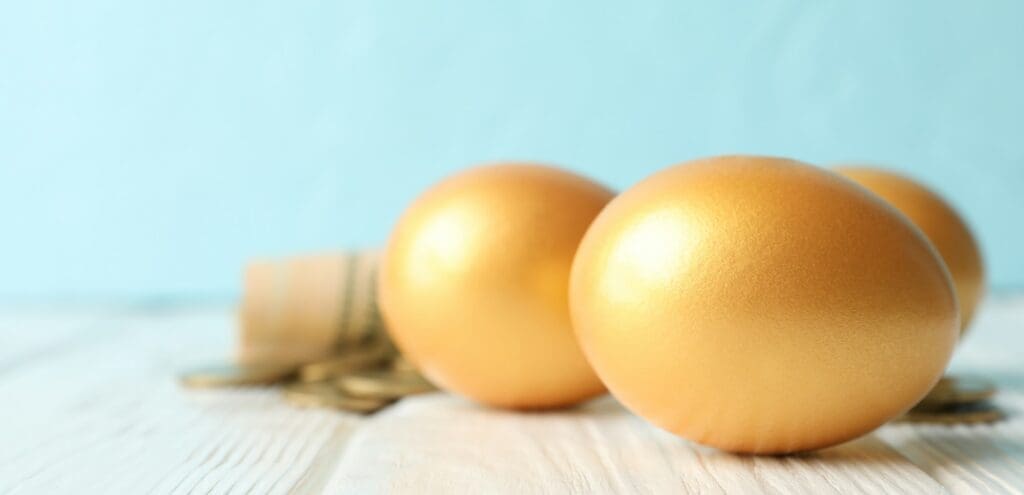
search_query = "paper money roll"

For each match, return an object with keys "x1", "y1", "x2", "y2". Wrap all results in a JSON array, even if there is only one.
[{"x1": 238, "y1": 251, "x2": 385, "y2": 365}]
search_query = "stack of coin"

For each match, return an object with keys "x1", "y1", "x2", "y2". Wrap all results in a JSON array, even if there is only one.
[
  {"x1": 179, "y1": 250, "x2": 437, "y2": 414},
  {"x1": 281, "y1": 339, "x2": 436, "y2": 414},
  {"x1": 897, "y1": 375, "x2": 1003, "y2": 424},
  {"x1": 180, "y1": 337, "x2": 437, "y2": 414}
]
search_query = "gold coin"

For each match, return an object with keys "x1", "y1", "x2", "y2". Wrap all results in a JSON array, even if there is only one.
[
  {"x1": 179, "y1": 362, "x2": 296, "y2": 388},
  {"x1": 298, "y1": 338, "x2": 395, "y2": 382},
  {"x1": 898, "y1": 402, "x2": 1004, "y2": 425},
  {"x1": 914, "y1": 375, "x2": 996, "y2": 411},
  {"x1": 282, "y1": 382, "x2": 393, "y2": 413},
  {"x1": 337, "y1": 369, "x2": 437, "y2": 399}
]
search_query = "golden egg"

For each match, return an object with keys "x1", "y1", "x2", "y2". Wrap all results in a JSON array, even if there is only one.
[
  {"x1": 379, "y1": 163, "x2": 614, "y2": 409},
  {"x1": 835, "y1": 166, "x2": 985, "y2": 334},
  {"x1": 570, "y1": 156, "x2": 958, "y2": 454}
]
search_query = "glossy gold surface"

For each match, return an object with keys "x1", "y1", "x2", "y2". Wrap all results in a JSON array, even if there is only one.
[
  {"x1": 570, "y1": 156, "x2": 959, "y2": 454},
  {"x1": 836, "y1": 166, "x2": 985, "y2": 334},
  {"x1": 379, "y1": 163, "x2": 614, "y2": 409}
]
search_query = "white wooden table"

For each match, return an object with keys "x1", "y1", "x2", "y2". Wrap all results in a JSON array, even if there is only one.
[{"x1": 1, "y1": 296, "x2": 1022, "y2": 494}]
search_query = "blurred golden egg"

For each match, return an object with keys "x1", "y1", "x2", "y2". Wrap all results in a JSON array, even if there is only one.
[
  {"x1": 835, "y1": 166, "x2": 985, "y2": 334},
  {"x1": 379, "y1": 163, "x2": 614, "y2": 409},
  {"x1": 570, "y1": 156, "x2": 958, "y2": 454}
]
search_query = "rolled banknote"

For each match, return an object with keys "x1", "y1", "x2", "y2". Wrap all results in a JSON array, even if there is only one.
[{"x1": 238, "y1": 250, "x2": 385, "y2": 365}]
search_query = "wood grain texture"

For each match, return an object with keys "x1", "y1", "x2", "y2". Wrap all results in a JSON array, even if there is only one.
[
  {"x1": 0, "y1": 296, "x2": 1021, "y2": 494},
  {"x1": 324, "y1": 395, "x2": 945, "y2": 494},
  {"x1": 0, "y1": 308, "x2": 362, "y2": 495}
]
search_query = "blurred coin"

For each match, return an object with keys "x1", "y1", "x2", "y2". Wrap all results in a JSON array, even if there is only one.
[
  {"x1": 179, "y1": 362, "x2": 296, "y2": 388},
  {"x1": 337, "y1": 369, "x2": 437, "y2": 399},
  {"x1": 283, "y1": 382, "x2": 393, "y2": 413},
  {"x1": 298, "y1": 338, "x2": 395, "y2": 382},
  {"x1": 898, "y1": 401, "x2": 1004, "y2": 425},
  {"x1": 913, "y1": 375, "x2": 997, "y2": 412}
]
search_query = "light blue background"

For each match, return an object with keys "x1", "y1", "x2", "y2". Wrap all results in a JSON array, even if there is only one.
[{"x1": 2, "y1": 1, "x2": 1022, "y2": 300}]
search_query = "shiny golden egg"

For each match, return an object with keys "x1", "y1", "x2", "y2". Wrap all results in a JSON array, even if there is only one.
[
  {"x1": 570, "y1": 156, "x2": 959, "y2": 454},
  {"x1": 379, "y1": 163, "x2": 614, "y2": 409},
  {"x1": 835, "y1": 166, "x2": 985, "y2": 334}
]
